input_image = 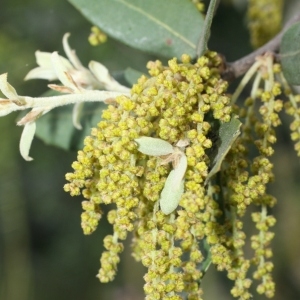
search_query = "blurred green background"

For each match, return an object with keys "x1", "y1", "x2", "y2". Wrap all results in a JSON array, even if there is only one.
[{"x1": 0, "y1": 1, "x2": 299, "y2": 300}]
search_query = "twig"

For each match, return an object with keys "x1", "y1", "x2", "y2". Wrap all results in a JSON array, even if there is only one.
[{"x1": 222, "y1": 13, "x2": 300, "y2": 81}]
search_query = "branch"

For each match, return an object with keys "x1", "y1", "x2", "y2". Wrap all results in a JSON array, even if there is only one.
[{"x1": 222, "y1": 13, "x2": 300, "y2": 81}]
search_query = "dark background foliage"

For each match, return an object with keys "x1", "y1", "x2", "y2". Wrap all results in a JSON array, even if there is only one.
[{"x1": 0, "y1": 1, "x2": 299, "y2": 299}]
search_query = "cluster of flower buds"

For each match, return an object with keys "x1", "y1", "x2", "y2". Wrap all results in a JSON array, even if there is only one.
[{"x1": 64, "y1": 51, "x2": 233, "y2": 298}]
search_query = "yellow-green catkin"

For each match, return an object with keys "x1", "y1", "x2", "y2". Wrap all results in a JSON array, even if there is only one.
[
  {"x1": 63, "y1": 46, "x2": 300, "y2": 299},
  {"x1": 277, "y1": 65, "x2": 300, "y2": 157},
  {"x1": 222, "y1": 54, "x2": 280, "y2": 299},
  {"x1": 284, "y1": 94, "x2": 300, "y2": 156},
  {"x1": 88, "y1": 26, "x2": 107, "y2": 46},
  {"x1": 248, "y1": 55, "x2": 279, "y2": 299},
  {"x1": 65, "y1": 51, "x2": 232, "y2": 299},
  {"x1": 247, "y1": 0, "x2": 283, "y2": 48}
]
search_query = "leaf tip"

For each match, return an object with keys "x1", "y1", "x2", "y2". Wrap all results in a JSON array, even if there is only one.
[{"x1": 19, "y1": 122, "x2": 36, "y2": 161}]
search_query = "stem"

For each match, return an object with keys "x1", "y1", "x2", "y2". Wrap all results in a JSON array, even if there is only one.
[
  {"x1": 0, "y1": 90, "x2": 129, "y2": 117},
  {"x1": 258, "y1": 204, "x2": 267, "y2": 283},
  {"x1": 231, "y1": 60, "x2": 261, "y2": 104},
  {"x1": 196, "y1": 0, "x2": 219, "y2": 57},
  {"x1": 223, "y1": 12, "x2": 300, "y2": 81}
]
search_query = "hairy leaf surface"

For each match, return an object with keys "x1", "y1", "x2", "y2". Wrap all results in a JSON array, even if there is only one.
[{"x1": 280, "y1": 22, "x2": 300, "y2": 85}]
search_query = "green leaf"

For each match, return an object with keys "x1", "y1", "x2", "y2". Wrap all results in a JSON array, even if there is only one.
[
  {"x1": 135, "y1": 136, "x2": 174, "y2": 156},
  {"x1": 280, "y1": 22, "x2": 300, "y2": 85},
  {"x1": 35, "y1": 91, "x2": 106, "y2": 151},
  {"x1": 68, "y1": 0, "x2": 204, "y2": 58},
  {"x1": 160, "y1": 154, "x2": 187, "y2": 215},
  {"x1": 206, "y1": 118, "x2": 241, "y2": 183},
  {"x1": 198, "y1": 238, "x2": 211, "y2": 275}
]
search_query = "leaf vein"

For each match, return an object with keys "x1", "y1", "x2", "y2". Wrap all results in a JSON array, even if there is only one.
[
  {"x1": 281, "y1": 49, "x2": 300, "y2": 58},
  {"x1": 116, "y1": 0, "x2": 196, "y2": 49}
]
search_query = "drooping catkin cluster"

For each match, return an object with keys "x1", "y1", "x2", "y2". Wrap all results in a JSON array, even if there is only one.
[
  {"x1": 64, "y1": 50, "x2": 300, "y2": 299},
  {"x1": 221, "y1": 54, "x2": 280, "y2": 299},
  {"x1": 219, "y1": 53, "x2": 300, "y2": 299},
  {"x1": 65, "y1": 52, "x2": 232, "y2": 299},
  {"x1": 247, "y1": 0, "x2": 283, "y2": 48}
]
